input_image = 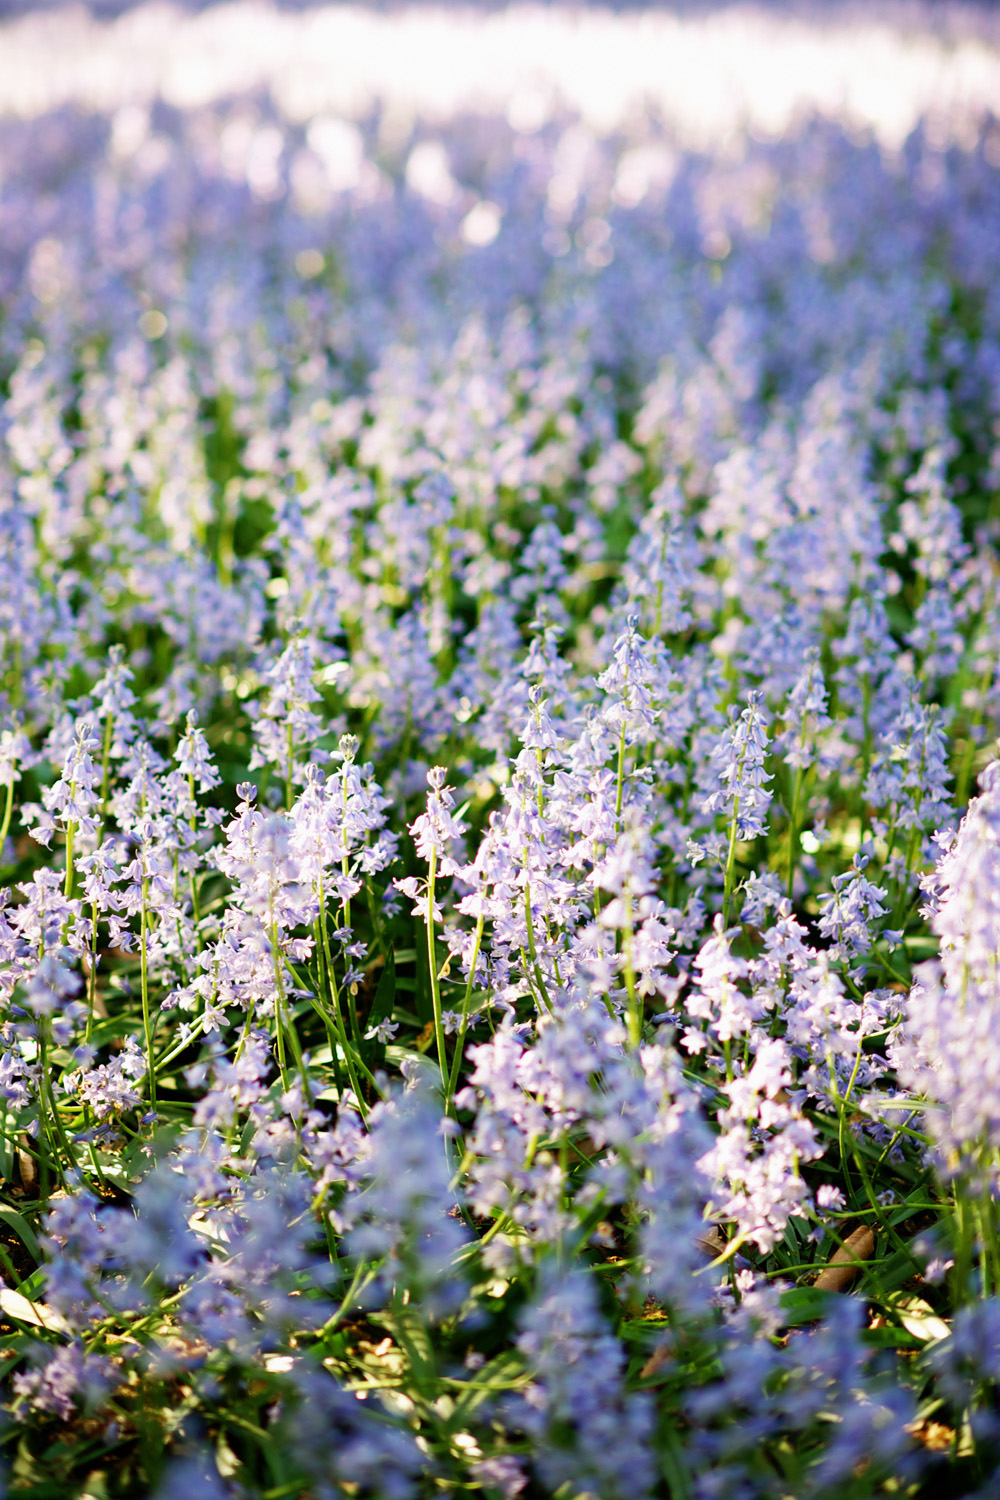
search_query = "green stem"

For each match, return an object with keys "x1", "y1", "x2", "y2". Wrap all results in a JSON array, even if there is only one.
[
  {"x1": 101, "y1": 711, "x2": 113, "y2": 818},
  {"x1": 272, "y1": 941, "x2": 312, "y2": 1099},
  {"x1": 286, "y1": 721, "x2": 294, "y2": 812},
  {"x1": 621, "y1": 893, "x2": 641, "y2": 1048},
  {"x1": 154, "y1": 1014, "x2": 215, "y2": 1075},
  {"x1": 0, "y1": 777, "x2": 14, "y2": 867},
  {"x1": 425, "y1": 848, "x2": 448, "y2": 1095},
  {"x1": 976, "y1": 1184, "x2": 1000, "y2": 1299},
  {"x1": 614, "y1": 721, "x2": 627, "y2": 829},
  {"x1": 38, "y1": 1024, "x2": 72, "y2": 1186},
  {"x1": 313, "y1": 916, "x2": 344, "y2": 1094},
  {"x1": 522, "y1": 873, "x2": 553, "y2": 1014},
  {"x1": 186, "y1": 772, "x2": 203, "y2": 944},
  {"x1": 63, "y1": 818, "x2": 76, "y2": 901},
  {"x1": 318, "y1": 883, "x2": 367, "y2": 1118},
  {"x1": 953, "y1": 1186, "x2": 975, "y2": 1305},
  {"x1": 828, "y1": 1046, "x2": 916, "y2": 1268},
  {"x1": 446, "y1": 912, "x2": 485, "y2": 1108},
  {"x1": 268, "y1": 918, "x2": 291, "y2": 1093},
  {"x1": 786, "y1": 766, "x2": 803, "y2": 899},
  {"x1": 859, "y1": 672, "x2": 872, "y2": 842},
  {"x1": 85, "y1": 902, "x2": 99, "y2": 1046},
  {"x1": 721, "y1": 792, "x2": 741, "y2": 928},
  {"x1": 140, "y1": 877, "x2": 156, "y2": 1110}
]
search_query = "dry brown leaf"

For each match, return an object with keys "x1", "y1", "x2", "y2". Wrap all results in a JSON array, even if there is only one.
[
  {"x1": 16, "y1": 1142, "x2": 39, "y2": 1197},
  {"x1": 696, "y1": 1226, "x2": 729, "y2": 1259},
  {"x1": 813, "y1": 1225, "x2": 876, "y2": 1292},
  {"x1": 415, "y1": 1022, "x2": 435, "y2": 1052},
  {"x1": 906, "y1": 1420, "x2": 956, "y2": 1453},
  {"x1": 640, "y1": 1343, "x2": 674, "y2": 1379},
  {"x1": 0, "y1": 1287, "x2": 71, "y2": 1334}
]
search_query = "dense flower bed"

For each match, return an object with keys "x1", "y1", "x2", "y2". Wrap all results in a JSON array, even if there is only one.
[{"x1": 2, "y1": 7, "x2": 1000, "y2": 1496}]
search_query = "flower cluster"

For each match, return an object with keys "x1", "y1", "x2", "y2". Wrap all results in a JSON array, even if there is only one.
[{"x1": 0, "y1": 7, "x2": 998, "y2": 1496}]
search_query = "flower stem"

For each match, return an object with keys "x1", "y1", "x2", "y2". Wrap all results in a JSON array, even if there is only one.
[
  {"x1": 721, "y1": 792, "x2": 741, "y2": 928},
  {"x1": 446, "y1": 912, "x2": 485, "y2": 1109},
  {"x1": 0, "y1": 777, "x2": 14, "y2": 868},
  {"x1": 425, "y1": 848, "x2": 448, "y2": 1096},
  {"x1": 63, "y1": 818, "x2": 76, "y2": 900},
  {"x1": 140, "y1": 876, "x2": 157, "y2": 1110}
]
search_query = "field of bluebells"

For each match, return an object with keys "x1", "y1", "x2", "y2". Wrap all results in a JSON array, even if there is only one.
[{"x1": 4, "y1": 3, "x2": 1000, "y2": 1496}]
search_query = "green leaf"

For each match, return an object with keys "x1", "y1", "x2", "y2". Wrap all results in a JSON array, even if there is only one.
[
  {"x1": 877, "y1": 1291, "x2": 951, "y2": 1344},
  {"x1": 0, "y1": 1204, "x2": 41, "y2": 1263},
  {"x1": 15, "y1": 1267, "x2": 47, "y2": 1300},
  {"x1": 874, "y1": 1245, "x2": 925, "y2": 1293},
  {"x1": 366, "y1": 949, "x2": 396, "y2": 1065},
  {"x1": 620, "y1": 1311, "x2": 672, "y2": 1344},
  {"x1": 450, "y1": 1352, "x2": 529, "y2": 1416},
  {"x1": 862, "y1": 1325, "x2": 923, "y2": 1350},
  {"x1": 0, "y1": 1286, "x2": 70, "y2": 1334},
  {"x1": 779, "y1": 1286, "x2": 836, "y2": 1326}
]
